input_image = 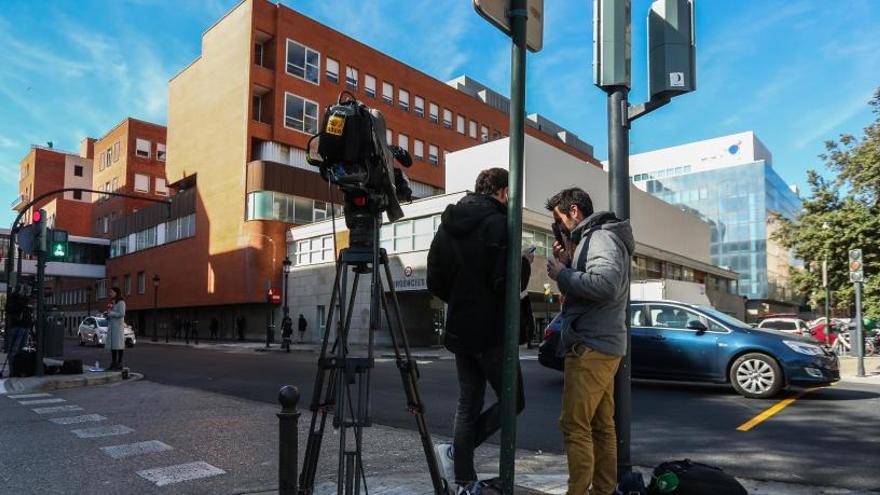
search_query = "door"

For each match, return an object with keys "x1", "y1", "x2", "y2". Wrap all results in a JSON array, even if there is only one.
[
  {"x1": 630, "y1": 304, "x2": 664, "y2": 377},
  {"x1": 647, "y1": 304, "x2": 720, "y2": 381}
]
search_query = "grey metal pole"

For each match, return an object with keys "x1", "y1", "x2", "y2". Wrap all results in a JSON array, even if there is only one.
[
  {"x1": 824, "y1": 260, "x2": 830, "y2": 343},
  {"x1": 500, "y1": 0, "x2": 528, "y2": 492},
  {"x1": 277, "y1": 385, "x2": 300, "y2": 495},
  {"x1": 34, "y1": 250, "x2": 47, "y2": 376},
  {"x1": 855, "y1": 282, "x2": 865, "y2": 377},
  {"x1": 607, "y1": 85, "x2": 632, "y2": 478}
]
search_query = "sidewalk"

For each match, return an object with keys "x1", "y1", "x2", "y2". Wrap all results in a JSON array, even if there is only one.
[
  {"x1": 0, "y1": 353, "x2": 132, "y2": 395},
  {"x1": 838, "y1": 355, "x2": 880, "y2": 383}
]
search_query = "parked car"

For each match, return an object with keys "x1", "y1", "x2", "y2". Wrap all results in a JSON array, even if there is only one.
[
  {"x1": 757, "y1": 318, "x2": 810, "y2": 336},
  {"x1": 538, "y1": 301, "x2": 839, "y2": 399},
  {"x1": 77, "y1": 316, "x2": 136, "y2": 348}
]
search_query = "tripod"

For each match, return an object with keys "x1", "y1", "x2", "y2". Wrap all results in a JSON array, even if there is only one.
[{"x1": 298, "y1": 242, "x2": 449, "y2": 495}]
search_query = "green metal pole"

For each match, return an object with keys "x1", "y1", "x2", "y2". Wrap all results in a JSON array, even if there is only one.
[
  {"x1": 501, "y1": 1, "x2": 528, "y2": 492},
  {"x1": 824, "y1": 259, "x2": 830, "y2": 342}
]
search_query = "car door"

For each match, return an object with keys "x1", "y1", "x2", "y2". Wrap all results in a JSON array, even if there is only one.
[
  {"x1": 647, "y1": 304, "x2": 720, "y2": 381},
  {"x1": 629, "y1": 304, "x2": 657, "y2": 377},
  {"x1": 82, "y1": 317, "x2": 95, "y2": 338}
]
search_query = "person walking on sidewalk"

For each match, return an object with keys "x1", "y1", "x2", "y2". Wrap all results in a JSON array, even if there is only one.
[
  {"x1": 106, "y1": 287, "x2": 127, "y2": 371},
  {"x1": 427, "y1": 168, "x2": 529, "y2": 493},
  {"x1": 237, "y1": 315, "x2": 247, "y2": 341},
  {"x1": 298, "y1": 314, "x2": 307, "y2": 343},
  {"x1": 281, "y1": 315, "x2": 293, "y2": 352},
  {"x1": 545, "y1": 188, "x2": 634, "y2": 495},
  {"x1": 210, "y1": 317, "x2": 219, "y2": 341}
]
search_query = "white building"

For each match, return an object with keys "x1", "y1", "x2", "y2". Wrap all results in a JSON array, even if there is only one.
[{"x1": 286, "y1": 136, "x2": 742, "y2": 346}]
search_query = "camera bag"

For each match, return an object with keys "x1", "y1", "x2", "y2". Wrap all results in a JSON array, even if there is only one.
[{"x1": 648, "y1": 459, "x2": 747, "y2": 495}]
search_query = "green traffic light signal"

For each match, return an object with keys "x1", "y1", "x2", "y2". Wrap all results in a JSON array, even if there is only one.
[{"x1": 52, "y1": 242, "x2": 66, "y2": 258}]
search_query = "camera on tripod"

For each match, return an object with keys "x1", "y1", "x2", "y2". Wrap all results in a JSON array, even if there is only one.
[{"x1": 307, "y1": 92, "x2": 413, "y2": 250}]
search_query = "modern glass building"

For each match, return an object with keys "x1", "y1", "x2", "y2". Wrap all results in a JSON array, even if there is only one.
[{"x1": 630, "y1": 132, "x2": 802, "y2": 308}]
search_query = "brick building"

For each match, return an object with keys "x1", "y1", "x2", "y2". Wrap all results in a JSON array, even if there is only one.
[{"x1": 96, "y1": 0, "x2": 599, "y2": 340}]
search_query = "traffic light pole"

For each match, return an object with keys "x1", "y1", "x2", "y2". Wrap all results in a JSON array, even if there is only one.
[
  {"x1": 854, "y1": 282, "x2": 866, "y2": 377},
  {"x1": 34, "y1": 249, "x2": 47, "y2": 377}
]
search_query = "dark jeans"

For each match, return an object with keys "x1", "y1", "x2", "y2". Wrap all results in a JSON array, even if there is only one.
[{"x1": 453, "y1": 345, "x2": 525, "y2": 484}]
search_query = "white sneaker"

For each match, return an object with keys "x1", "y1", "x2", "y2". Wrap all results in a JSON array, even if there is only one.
[{"x1": 434, "y1": 442, "x2": 455, "y2": 484}]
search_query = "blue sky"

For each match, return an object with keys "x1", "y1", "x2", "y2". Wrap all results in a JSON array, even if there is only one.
[{"x1": 1, "y1": 0, "x2": 878, "y2": 226}]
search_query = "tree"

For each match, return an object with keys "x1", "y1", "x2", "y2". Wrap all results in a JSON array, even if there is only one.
[{"x1": 772, "y1": 88, "x2": 880, "y2": 318}]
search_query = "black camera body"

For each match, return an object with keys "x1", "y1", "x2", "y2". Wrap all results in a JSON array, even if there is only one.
[{"x1": 307, "y1": 93, "x2": 413, "y2": 249}]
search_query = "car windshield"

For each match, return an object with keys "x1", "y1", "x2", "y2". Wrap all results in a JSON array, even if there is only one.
[
  {"x1": 95, "y1": 319, "x2": 109, "y2": 327},
  {"x1": 696, "y1": 306, "x2": 749, "y2": 328},
  {"x1": 761, "y1": 320, "x2": 797, "y2": 330}
]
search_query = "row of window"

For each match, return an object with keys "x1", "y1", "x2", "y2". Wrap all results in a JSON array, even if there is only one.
[
  {"x1": 51, "y1": 287, "x2": 91, "y2": 306},
  {"x1": 631, "y1": 165, "x2": 693, "y2": 182},
  {"x1": 109, "y1": 271, "x2": 149, "y2": 297},
  {"x1": 95, "y1": 175, "x2": 168, "y2": 205},
  {"x1": 246, "y1": 191, "x2": 341, "y2": 224},
  {"x1": 97, "y1": 139, "x2": 166, "y2": 172},
  {"x1": 283, "y1": 38, "x2": 502, "y2": 141},
  {"x1": 109, "y1": 214, "x2": 196, "y2": 258}
]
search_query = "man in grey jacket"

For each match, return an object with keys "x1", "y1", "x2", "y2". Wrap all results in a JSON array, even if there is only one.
[{"x1": 545, "y1": 187, "x2": 634, "y2": 495}]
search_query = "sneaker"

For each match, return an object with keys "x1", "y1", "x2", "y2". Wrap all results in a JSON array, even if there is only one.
[
  {"x1": 434, "y1": 442, "x2": 455, "y2": 484},
  {"x1": 457, "y1": 481, "x2": 483, "y2": 495}
]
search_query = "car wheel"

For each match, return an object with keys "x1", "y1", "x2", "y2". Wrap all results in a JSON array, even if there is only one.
[
  {"x1": 730, "y1": 353, "x2": 783, "y2": 399},
  {"x1": 78, "y1": 334, "x2": 85, "y2": 346},
  {"x1": 125, "y1": 340, "x2": 134, "y2": 348},
  {"x1": 93, "y1": 335, "x2": 101, "y2": 347}
]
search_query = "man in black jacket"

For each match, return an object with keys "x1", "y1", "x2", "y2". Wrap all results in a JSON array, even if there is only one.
[{"x1": 427, "y1": 168, "x2": 528, "y2": 492}]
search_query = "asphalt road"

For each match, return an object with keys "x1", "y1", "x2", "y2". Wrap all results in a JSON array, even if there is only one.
[{"x1": 59, "y1": 338, "x2": 880, "y2": 491}]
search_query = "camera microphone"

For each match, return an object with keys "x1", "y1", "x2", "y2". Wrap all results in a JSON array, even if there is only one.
[{"x1": 389, "y1": 145, "x2": 413, "y2": 168}]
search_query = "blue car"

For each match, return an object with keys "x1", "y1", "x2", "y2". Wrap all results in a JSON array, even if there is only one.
[{"x1": 538, "y1": 300, "x2": 839, "y2": 398}]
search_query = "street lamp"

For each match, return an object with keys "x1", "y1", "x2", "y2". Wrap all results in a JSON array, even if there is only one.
[
  {"x1": 152, "y1": 274, "x2": 160, "y2": 342},
  {"x1": 283, "y1": 256, "x2": 292, "y2": 317},
  {"x1": 822, "y1": 222, "x2": 831, "y2": 339}
]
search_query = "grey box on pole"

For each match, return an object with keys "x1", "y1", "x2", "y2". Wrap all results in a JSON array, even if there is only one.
[
  {"x1": 593, "y1": 0, "x2": 631, "y2": 88},
  {"x1": 648, "y1": 0, "x2": 695, "y2": 99}
]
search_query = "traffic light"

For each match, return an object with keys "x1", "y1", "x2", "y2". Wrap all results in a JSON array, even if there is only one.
[
  {"x1": 49, "y1": 229, "x2": 69, "y2": 261},
  {"x1": 33, "y1": 208, "x2": 48, "y2": 253},
  {"x1": 849, "y1": 248, "x2": 864, "y2": 283}
]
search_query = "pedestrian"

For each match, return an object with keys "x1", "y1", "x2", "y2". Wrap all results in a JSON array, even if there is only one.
[
  {"x1": 545, "y1": 188, "x2": 634, "y2": 495},
  {"x1": 210, "y1": 317, "x2": 219, "y2": 341},
  {"x1": 106, "y1": 286, "x2": 127, "y2": 371},
  {"x1": 3, "y1": 286, "x2": 33, "y2": 378},
  {"x1": 426, "y1": 167, "x2": 530, "y2": 493},
  {"x1": 173, "y1": 314, "x2": 182, "y2": 339},
  {"x1": 281, "y1": 315, "x2": 293, "y2": 352},
  {"x1": 297, "y1": 314, "x2": 307, "y2": 343},
  {"x1": 237, "y1": 315, "x2": 246, "y2": 341}
]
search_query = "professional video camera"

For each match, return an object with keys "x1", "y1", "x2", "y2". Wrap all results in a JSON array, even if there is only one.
[{"x1": 307, "y1": 92, "x2": 413, "y2": 250}]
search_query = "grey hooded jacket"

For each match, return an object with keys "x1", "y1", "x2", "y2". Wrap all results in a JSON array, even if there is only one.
[{"x1": 555, "y1": 211, "x2": 635, "y2": 357}]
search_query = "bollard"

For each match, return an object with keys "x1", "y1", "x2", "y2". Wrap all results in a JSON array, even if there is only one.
[{"x1": 278, "y1": 385, "x2": 300, "y2": 495}]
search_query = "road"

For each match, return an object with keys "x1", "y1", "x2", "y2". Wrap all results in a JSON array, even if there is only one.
[{"x1": 52, "y1": 339, "x2": 880, "y2": 491}]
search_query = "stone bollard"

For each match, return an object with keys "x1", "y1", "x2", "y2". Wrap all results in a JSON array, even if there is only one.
[{"x1": 278, "y1": 385, "x2": 300, "y2": 495}]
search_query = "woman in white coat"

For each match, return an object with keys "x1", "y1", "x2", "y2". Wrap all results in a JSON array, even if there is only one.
[{"x1": 106, "y1": 286, "x2": 127, "y2": 370}]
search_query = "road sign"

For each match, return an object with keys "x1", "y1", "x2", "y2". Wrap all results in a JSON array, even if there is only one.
[
  {"x1": 267, "y1": 288, "x2": 281, "y2": 304},
  {"x1": 849, "y1": 248, "x2": 864, "y2": 283},
  {"x1": 473, "y1": 0, "x2": 544, "y2": 52}
]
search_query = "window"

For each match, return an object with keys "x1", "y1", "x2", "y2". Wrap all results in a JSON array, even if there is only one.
[
  {"x1": 137, "y1": 272, "x2": 145, "y2": 294},
  {"x1": 325, "y1": 57, "x2": 339, "y2": 83},
  {"x1": 456, "y1": 115, "x2": 465, "y2": 134},
  {"x1": 317, "y1": 305, "x2": 326, "y2": 327},
  {"x1": 73, "y1": 190, "x2": 83, "y2": 200},
  {"x1": 253, "y1": 95, "x2": 263, "y2": 122},
  {"x1": 398, "y1": 89, "x2": 409, "y2": 111},
  {"x1": 386, "y1": 128, "x2": 393, "y2": 144},
  {"x1": 364, "y1": 74, "x2": 376, "y2": 97},
  {"x1": 294, "y1": 235, "x2": 334, "y2": 265},
  {"x1": 443, "y1": 109, "x2": 452, "y2": 128},
  {"x1": 284, "y1": 93, "x2": 319, "y2": 134},
  {"x1": 96, "y1": 280, "x2": 107, "y2": 299},
  {"x1": 398, "y1": 134, "x2": 408, "y2": 152},
  {"x1": 124, "y1": 274, "x2": 131, "y2": 296},
  {"x1": 135, "y1": 138, "x2": 151, "y2": 158},
  {"x1": 428, "y1": 145, "x2": 439, "y2": 165},
  {"x1": 630, "y1": 305, "x2": 648, "y2": 327},
  {"x1": 286, "y1": 39, "x2": 320, "y2": 84},
  {"x1": 382, "y1": 82, "x2": 393, "y2": 105},
  {"x1": 345, "y1": 66, "x2": 358, "y2": 90},
  {"x1": 414, "y1": 96, "x2": 424, "y2": 117},
  {"x1": 157, "y1": 143, "x2": 166, "y2": 161},
  {"x1": 113, "y1": 142, "x2": 120, "y2": 162},
  {"x1": 74, "y1": 165, "x2": 83, "y2": 177},
  {"x1": 111, "y1": 177, "x2": 118, "y2": 193},
  {"x1": 104, "y1": 181, "x2": 110, "y2": 200},
  {"x1": 649, "y1": 305, "x2": 702, "y2": 330},
  {"x1": 414, "y1": 140, "x2": 424, "y2": 159},
  {"x1": 134, "y1": 174, "x2": 150, "y2": 193},
  {"x1": 155, "y1": 178, "x2": 168, "y2": 196},
  {"x1": 254, "y1": 42, "x2": 264, "y2": 66},
  {"x1": 480, "y1": 125, "x2": 489, "y2": 142},
  {"x1": 469, "y1": 120, "x2": 477, "y2": 139},
  {"x1": 429, "y1": 103, "x2": 439, "y2": 123}
]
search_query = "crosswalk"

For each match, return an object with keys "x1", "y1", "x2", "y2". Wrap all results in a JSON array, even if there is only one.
[{"x1": 6, "y1": 390, "x2": 226, "y2": 488}]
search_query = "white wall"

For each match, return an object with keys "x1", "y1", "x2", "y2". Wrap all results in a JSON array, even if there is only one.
[
  {"x1": 63, "y1": 154, "x2": 93, "y2": 202},
  {"x1": 445, "y1": 135, "x2": 711, "y2": 263},
  {"x1": 628, "y1": 130, "x2": 772, "y2": 175}
]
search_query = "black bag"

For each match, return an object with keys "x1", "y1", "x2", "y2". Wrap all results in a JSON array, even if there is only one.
[
  {"x1": 648, "y1": 459, "x2": 747, "y2": 495},
  {"x1": 61, "y1": 359, "x2": 84, "y2": 375},
  {"x1": 11, "y1": 350, "x2": 36, "y2": 377}
]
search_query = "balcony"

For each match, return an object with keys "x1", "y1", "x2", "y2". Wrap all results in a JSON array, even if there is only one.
[{"x1": 11, "y1": 194, "x2": 25, "y2": 210}]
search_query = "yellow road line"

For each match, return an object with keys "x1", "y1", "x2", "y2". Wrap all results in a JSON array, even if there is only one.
[{"x1": 736, "y1": 385, "x2": 833, "y2": 432}]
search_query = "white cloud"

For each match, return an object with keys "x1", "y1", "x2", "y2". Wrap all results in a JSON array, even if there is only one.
[{"x1": 0, "y1": 134, "x2": 17, "y2": 149}]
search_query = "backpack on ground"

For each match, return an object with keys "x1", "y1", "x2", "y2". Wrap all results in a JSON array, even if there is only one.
[{"x1": 648, "y1": 459, "x2": 747, "y2": 495}]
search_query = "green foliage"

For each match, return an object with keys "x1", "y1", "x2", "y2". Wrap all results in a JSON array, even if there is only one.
[{"x1": 772, "y1": 88, "x2": 880, "y2": 318}]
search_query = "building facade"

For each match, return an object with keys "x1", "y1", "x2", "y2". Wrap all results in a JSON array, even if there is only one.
[
  {"x1": 97, "y1": 0, "x2": 602, "y2": 338},
  {"x1": 628, "y1": 132, "x2": 802, "y2": 318}
]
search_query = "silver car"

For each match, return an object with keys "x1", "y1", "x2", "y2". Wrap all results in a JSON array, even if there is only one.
[{"x1": 77, "y1": 316, "x2": 137, "y2": 348}]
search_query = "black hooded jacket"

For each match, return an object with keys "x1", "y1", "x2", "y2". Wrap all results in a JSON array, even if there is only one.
[{"x1": 427, "y1": 193, "x2": 530, "y2": 353}]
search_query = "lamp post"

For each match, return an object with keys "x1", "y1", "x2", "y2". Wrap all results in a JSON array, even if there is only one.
[
  {"x1": 822, "y1": 222, "x2": 831, "y2": 340},
  {"x1": 152, "y1": 275, "x2": 160, "y2": 342},
  {"x1": 283, "y1": 256, "x2": 292, "y2": 317}
]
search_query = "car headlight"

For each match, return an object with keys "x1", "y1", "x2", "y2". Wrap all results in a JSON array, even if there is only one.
[{"x1": 783, "y1": 340, "x2": 824, "y2": 356}]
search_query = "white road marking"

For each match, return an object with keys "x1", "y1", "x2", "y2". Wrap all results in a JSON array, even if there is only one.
[
  {"x1": 8, "y1": 393, "x2": 53, "y2": 399},
  {"x1": 49, "y1": 414, "x2": 107, "y2": 425},
  {"x1": 136, "y1": 461, "x2": 226, "y2": 487},
  {"x1": 18, "y1": 398, "x2": 66, "y2": 405},
  {"x1": 71, "y1": 425, "x2": 134, "y2": 438},
  {"x1": 101, "y1": 440, "x2": 173, "y2": 459},
  {"x1": 33, "y1": 405, "x2": 84, "y2": 414}
]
